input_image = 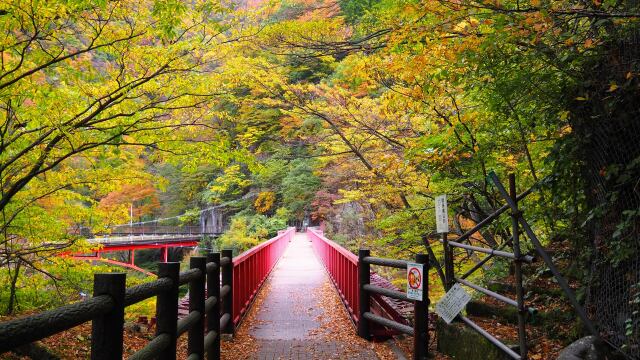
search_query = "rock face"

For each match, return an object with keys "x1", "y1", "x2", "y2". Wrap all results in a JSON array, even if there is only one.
[
  {"x1": 557, "y1": 336, "x2": 624, "y2": 360},
  {"x1": 436, "y1": 318, "x2": 516, "y2": 359},
  {"x1": 200, "y1": 205, "x2": 228, "y2": 234}
]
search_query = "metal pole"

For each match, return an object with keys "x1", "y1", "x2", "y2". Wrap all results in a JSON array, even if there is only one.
[
  {"x1": 156, "y1": 262, "x2": 180, "y2": 360},
  {"x1": 442, "y1": 232, "x2": 453, "y2": 291},
  {"x1": 488, "y1": 171, "x2": 598, "y2": 335},
  {"x1": 357, "y1": 249, "x2": 371, "y2": 340},
  {"x1": 91, "y1": 273, "x2": 126, "y2": 360},
  {"x1": 510, "y1": 174, "x2": 528, "y2": 359},
  {"x1": 414, "y1": 253, "x2": 430, "y2": 360}
]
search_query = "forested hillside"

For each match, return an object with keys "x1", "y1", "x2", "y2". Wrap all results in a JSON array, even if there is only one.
[{"x1": 1, "y1": 0, "x2": 639, "y2": 358}]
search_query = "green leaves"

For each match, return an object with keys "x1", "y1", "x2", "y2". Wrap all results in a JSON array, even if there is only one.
[{"x1": 152, "y1": 0, "x2": 188, "y2": 40}]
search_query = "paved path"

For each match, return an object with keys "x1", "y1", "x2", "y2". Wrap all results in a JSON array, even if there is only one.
[{"x1": 248, "y1": 232, "x2": 379, "y2": 360}]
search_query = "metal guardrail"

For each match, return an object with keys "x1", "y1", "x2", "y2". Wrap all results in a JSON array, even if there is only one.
[
  {"x1": 231, "y1": 227, "x2": 295, "y2": 325},
  {"x1": 308, "y1": 228, "x2": 413, "y2": 339},
  {"x1": 438, "y1": 173, "x2": 530, "y2": 360},
  {"x1": 307, "y1": 228, "x2": 360, "y2": 323},
  {"x1": 359, "y1": 251, "x2": 430, "y2": 360},
  {"x1": 436, "y1": 172, "x2": 598, "y2": 360},
  {"x1": 88, "y1": 234, "x2": 203, "y2": 244}
]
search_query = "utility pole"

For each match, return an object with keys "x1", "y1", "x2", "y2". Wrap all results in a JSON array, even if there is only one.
[{"x1": 129, "y1": 203, "x2": 133, "y2": 241}]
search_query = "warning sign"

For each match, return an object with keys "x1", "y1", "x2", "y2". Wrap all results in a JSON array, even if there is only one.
[
  {"x1": 435, "y1": 283, "x2": 471, "y2": 324},
  {"x1": 435, "y1": 195, "x2": 449, "y2": 233},
  {"x1": 406, "y1": 262, "x2": 424, "y2": 301}
]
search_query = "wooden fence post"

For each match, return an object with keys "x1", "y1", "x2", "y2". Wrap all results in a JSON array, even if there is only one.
[
  {"x1": 157, "y1": 262, "x2": 180, "y2": 360},
  {"x1": 357, "y1": 249, "x2": 371, "y2": 340},
  {"x1": 207, "y1": 252, "x2": 221, "y2": 360},
  {"x1": 189, "y1": 256, "x2": 207, "y2": 358},
  {"x1": 91, "y1": 273, "x2": 126, "y2": 360},
  {"x1": 221, "y1": 249, "x2": 234, "y2": 335},
  {"x1": 414, "y1": 253, "x2": 429, "y2": 360}
]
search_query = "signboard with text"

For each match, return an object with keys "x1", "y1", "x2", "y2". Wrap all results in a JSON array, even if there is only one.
[
  {"x1": 435, "y1": 195, "x2": 449, "y2": 233},
  {"x1": 406, "y1": 262, "x2": 424, "y2": 301},
  {"x1": 435, "y1": 283, "x2": 471, "y2": 324}
]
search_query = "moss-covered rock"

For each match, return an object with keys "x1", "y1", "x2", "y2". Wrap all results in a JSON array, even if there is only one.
[{"x1": 436, "y1": 318, "x2": 517, "y2": 359}]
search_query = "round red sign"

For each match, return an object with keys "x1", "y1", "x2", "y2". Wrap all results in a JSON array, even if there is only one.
[{"x1": 408, "y1": 267, "x2": 422, "y2": 289}]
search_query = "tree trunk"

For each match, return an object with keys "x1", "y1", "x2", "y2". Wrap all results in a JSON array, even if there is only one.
[{"x1": 6, "y1": 260, "x2": 21, "y2": 315}]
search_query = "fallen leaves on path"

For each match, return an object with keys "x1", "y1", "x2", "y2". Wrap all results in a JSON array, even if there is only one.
[
  {"x1": 308, "y1": 278, "x2": 399, "y2": 360},
  {"x1": 220, "y1": 281, "x2": 270, "y2": 359}
]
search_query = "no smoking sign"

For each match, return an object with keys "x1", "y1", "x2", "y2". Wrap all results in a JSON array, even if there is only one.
[{"x1": 406, "y1": 262, "x2": 424, "y2": 301}]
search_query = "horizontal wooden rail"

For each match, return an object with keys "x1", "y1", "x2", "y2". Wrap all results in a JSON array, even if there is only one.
[
  {"x1": 124, "y1": 278, "x2": 174, "y2": 306},
  {"x1": 362, "y1": 312, "x2": 414, "y2": 335},
  {"x1": 0, "y1": 295, "x2": 114, "y2": 352},
  {"x1": 363, "y1": 256, "x2": 409, "y2": 269},
  {"x1": 0, "y1": 227, "x2": 296, "y2": 359},
  {"x1": 359, "y1": 250, "x2": 430, "y2": 360}
]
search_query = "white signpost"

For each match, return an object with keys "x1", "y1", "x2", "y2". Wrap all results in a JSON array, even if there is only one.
[
  {"x1": 435, "y1": 195, "x2": 449, "y2": 233},
  {"x1": 406, "y1": 262, "x2": 424, "y2": 301},
  {"x1": 435, "y1": 283, "x2": 471, "y2": 324}
]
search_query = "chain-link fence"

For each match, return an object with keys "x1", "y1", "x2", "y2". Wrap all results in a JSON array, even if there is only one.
[{"x1": 573, "y1": 24, "x2": 640, "y2": 358}]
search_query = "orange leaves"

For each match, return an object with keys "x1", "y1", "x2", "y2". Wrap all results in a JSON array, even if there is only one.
[{"x1": 98, "y1": 182, "x2": 160, "y2": 220}]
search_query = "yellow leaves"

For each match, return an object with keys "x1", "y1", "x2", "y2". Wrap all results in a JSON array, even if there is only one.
[
  {"x1": 608, "y1": 82, "x2": 619, "y2": 92},
  {"x1": 209, "y1": 164, "x2": 252, "y2": 196},
  {"x1": 254, "y1": 191, "x2": 276, "y2": 213},
  {"x1": 454, "y1": 20, "x2": 470, "y2": 33},
  {"x1": 559, "y1": 125, "x2": 573, "y2": 136}
]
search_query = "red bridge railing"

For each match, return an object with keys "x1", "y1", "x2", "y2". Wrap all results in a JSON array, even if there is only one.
[
  {"x1": 232, "y1": 227, "x2": 295, "y2": 325},
  {"x1": 307, "y1": 227, "x2": 412, "y2": 339},
  {"x1": 307, "y1": 227, "x2": 360, "y2": 323}
]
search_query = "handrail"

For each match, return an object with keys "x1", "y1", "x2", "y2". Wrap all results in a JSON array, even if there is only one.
[
  {"x1": 0, "y1": 295, "x2": 115, "y2": 351},
  {"x1": 358, "y1": 250, "x2": 430, "y2": 360},
  {"x1": 231, "y1": 227, "x2": 295, "y2": 325},
  {"x1": 0, "y1": 227, "x2": 295, "y2": 359},
  {"x1": 307, "y1": 227, "x2": 359, "y2": 323},
  {"x1": 234, "y1": 227, "x2": 295, "y2": 263},
  {"x1": 307, "y1": 227, "x2": 358, "y2": 263}
]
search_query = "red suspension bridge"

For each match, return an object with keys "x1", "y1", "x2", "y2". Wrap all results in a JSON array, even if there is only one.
[
  {"x1": 4, "y1": 227, "x2": 425, "y2": 359},
  {"x1": 0, "y1": 174, "x2": 596, "y2": 360}
]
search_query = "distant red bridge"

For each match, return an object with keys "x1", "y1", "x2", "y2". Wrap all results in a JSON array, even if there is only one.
[{"x1": 65, "y1": 226, "x2": 221, "y2": 275}]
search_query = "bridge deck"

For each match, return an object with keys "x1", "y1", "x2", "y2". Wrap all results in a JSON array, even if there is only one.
[{"x1": 223, "y1": 232, "x2": 392, "y2": 359}]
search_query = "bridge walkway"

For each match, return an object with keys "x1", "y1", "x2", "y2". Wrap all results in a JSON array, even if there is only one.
[{"x1": 223, "y1": 232, "x2": 387, "y2": 359}]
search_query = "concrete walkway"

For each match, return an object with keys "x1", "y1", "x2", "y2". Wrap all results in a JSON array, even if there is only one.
[{"x1": 248, "y1": 232, "x2": 379, "y2": 359}]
